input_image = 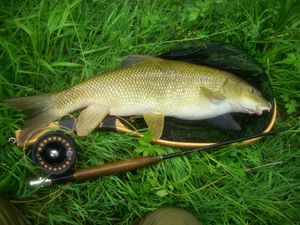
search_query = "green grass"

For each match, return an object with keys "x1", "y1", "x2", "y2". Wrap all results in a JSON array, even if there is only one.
[{"x1": 0, "y1": 0, "x2": 299, "y2": 224}]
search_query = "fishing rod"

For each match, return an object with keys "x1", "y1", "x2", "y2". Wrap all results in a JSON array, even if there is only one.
[{"x1": 29, "y1": 128, "x2": 288, "y2": 188}]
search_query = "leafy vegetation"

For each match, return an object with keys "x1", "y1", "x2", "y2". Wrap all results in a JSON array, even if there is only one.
[{"x1": 0, "y1": 0, "x2": 299, "y2": 224}]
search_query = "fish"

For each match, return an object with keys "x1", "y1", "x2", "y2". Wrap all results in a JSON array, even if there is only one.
[{"x1": 1, "y1": 45, "x2": 272, "y2": 145}]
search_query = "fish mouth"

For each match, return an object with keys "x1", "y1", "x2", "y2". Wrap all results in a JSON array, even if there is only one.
[
  {"x1": 243, "y1": 106, "x2": 262, "y2": 115},
  {"x1": 239, "y1": 102, "x2": 272, "y2": 116}
]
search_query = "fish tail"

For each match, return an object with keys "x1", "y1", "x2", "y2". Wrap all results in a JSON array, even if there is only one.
[{"x1": 1, "y1": 94, "x2": 59, "y2": 145}]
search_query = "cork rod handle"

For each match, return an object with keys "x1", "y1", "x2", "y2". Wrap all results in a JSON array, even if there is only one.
[{"x1": 74, "y1": 155, "x2": 163, "y2": 181}]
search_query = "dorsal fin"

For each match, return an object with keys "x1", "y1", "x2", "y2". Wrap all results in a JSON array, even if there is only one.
[{"x1": 121, "y1": 55, "x2": 158, "y2": 68}]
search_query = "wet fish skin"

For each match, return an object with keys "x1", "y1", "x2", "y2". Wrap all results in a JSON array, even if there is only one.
[
  {"x1": 2, "y1": 56, "x2": 272, "y2": 145},
  {"x1": 53, "y1": 58, "x2": 230, "y2": 118}
]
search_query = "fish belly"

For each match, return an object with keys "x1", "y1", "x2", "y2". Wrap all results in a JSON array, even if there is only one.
[
  {"x1": 165, "y1": 100, "x2": 231, "y2": 120},
  {"x1": 108, "y1": 94, "x2": 231, "y2": 120}
]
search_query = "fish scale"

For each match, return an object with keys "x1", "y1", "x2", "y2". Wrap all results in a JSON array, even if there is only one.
[
  {"x1": 2, "y1": 55, "x2": 271, "y2": 145},
  {"x1": 53, "y1": 59, "x2": 226, "y2": 114}
]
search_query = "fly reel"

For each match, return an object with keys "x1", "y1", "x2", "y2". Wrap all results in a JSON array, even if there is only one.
[{"x1": 31, "y1": 131, "x2": 76, "y2": 176}]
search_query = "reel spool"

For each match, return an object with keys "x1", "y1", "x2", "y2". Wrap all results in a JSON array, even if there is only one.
[{"x1": 31, "y1": 131, "x2": 76, "y2": 176}]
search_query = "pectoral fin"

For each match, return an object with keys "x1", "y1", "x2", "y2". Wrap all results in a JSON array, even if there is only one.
[
  {"x1": 144, "y1": 112, "x2": 164, "y2": 140},
  {"x1": 76, "y1": 104, "x2": 108, "y2": 136},
  {"x1": 201, "y1": 87, "x2": 225, "y2": 103},
  {"x1": 207, "y1": 114, "x2": 241, "y2": 131}
]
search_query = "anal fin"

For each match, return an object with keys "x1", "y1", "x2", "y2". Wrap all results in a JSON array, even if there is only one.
[
  {"x1": 144, "y1": 112, "x2": 164, "y2": 140},
  {"x1": 76, "y1": 104, "x2": 108, "y2": 136}
]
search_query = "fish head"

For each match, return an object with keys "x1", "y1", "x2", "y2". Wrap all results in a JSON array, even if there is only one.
[{"x1": 223, "y1": 78, "x2": 272, "y2": 115}]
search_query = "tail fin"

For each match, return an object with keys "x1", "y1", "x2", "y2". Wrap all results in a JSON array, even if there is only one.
[{"x1": 2, "y1": 95, "x2": 59, "y2": 145}]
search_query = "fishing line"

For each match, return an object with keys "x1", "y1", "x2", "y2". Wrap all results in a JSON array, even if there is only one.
[{"x1": 114, "y1": 115, "x2": 140, "y2": 134}]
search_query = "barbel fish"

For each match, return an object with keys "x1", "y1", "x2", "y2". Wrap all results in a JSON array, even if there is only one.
[{"x1": 2, "y1": 46, "x2": 272, "y2": 145}]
